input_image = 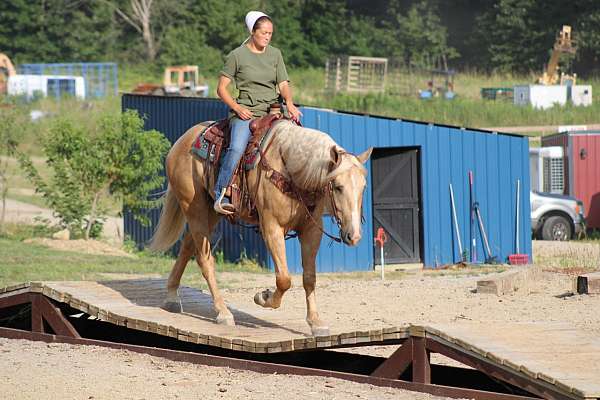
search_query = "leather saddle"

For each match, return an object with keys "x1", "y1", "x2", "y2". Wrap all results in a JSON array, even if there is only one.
[{"x1": 190, "y1": 112, "x2": 283, "y2": 219}]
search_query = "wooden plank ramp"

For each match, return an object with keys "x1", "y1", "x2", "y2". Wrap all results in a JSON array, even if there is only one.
[
  {"x1": 2, "y1": 280, "x2": 599, "y2": 399},
  {"x1": 426, "y1": 323, "x2": 600, "y2": 399},
  {"x1": 0, "y1": 280, "x2": 410, "y2": 353}
]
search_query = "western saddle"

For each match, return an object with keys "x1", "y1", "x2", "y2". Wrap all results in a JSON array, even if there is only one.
[{"x1": 191, "y1": 109, "x2": 288, "y2": 221}]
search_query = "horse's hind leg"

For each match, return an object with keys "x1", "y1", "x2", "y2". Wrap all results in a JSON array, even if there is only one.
[
  {"x1": 163, "y1": 232, "x2": 195, "y2": 313},
  {"x1": 186, "y1": 197, "x2": 234, "y2": 326},
  {"x1": 299, "y1": 224, "x2": 330, "y2": 336}
]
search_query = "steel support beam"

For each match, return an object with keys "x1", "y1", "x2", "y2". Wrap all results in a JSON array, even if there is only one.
[
  {"x1": 0, "y1": 293, "x2": 80, "y2": 338},
  {"x1": 35, "y1": 295, "x2": 80, "y2": 338},
  {"x1": 412, "y1": 337, "x2": 431, "y2": 384},
  {"x1": 30, "y1": 295, "x2": 43, "y2": 333},
  {"x1": 371, "y1": 338, "x2": 412, "y2": 379},
  {"x1": 426, "y1": 338, "x2": 572, "y2": 400}
]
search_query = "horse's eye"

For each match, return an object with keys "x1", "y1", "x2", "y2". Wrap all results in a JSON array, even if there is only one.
[{"x1": 335, "y1": 185, "x2": 344, "y2": 192}]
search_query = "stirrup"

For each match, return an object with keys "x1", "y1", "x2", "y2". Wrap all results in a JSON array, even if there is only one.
[{"x1": 214, "y1": 188, "x2": 236, "y2": 215}]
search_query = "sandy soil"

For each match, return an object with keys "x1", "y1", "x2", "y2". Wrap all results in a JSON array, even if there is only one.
[
  {"x1": 2, "y1": 192, "x2": 599, "y2": 399},
  {"x1": 0, "y1": 338, "x2": 446, "y2": 400},
  {"x1": 2, "y1": 261, "x2": 599, "y2": 399}
]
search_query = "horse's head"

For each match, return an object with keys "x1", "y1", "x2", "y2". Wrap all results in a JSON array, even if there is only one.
[{"x1": 327, "y1": 146, "x2": 373, "y2": 246}]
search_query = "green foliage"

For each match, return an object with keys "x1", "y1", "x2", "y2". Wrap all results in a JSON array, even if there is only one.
[
  {"x1": 0, "y1": 107, "x2": 24, "y2": 231},
  {"x1": 18, "y1": 110, "x2": 170, "y2": 239},
  {"x1": 1, "y1": 1, "x2": 600, "y2": 75},
  {"x1": 391, "y1": 1, "x2": 459, "y2": 67},
  {"x1": 159, "y1": 26, "x2": 224, "y2": 75}
]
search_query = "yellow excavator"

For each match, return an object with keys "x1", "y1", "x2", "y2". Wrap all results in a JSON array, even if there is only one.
[
  {"x1": 0, "y1": 53, "x2": 16, "y2": 95},
  {"x1": 538, "y1": 25, "x2": 577, "y2": 85}
]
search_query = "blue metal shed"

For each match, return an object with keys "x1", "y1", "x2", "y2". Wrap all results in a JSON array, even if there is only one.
[{"x1": 122, "y1": 94, "x2": 532, "y2": 272}]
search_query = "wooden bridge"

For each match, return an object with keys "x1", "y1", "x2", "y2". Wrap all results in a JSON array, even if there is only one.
[{"x1": 1, "y1": 280, "x2": 598, "y2": 400}]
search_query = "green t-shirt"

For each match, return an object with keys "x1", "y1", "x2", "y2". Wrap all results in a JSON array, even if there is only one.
[{"x1": 220, "y1": 44, "x2": 289, "y2": 117}]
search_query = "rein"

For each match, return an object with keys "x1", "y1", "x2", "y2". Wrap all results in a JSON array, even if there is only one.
[{"x1": 254, "y1": 128, "x2": 346, "y2": 243}]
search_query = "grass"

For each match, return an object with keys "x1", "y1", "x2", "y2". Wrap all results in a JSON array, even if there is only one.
[
  {"x1": 0, "y1": 233, "x2": 269, "y2": 289},
  {"x1": 3, "y1": 65, "x2": 598, "y2": 213},
  {"x1": 288, "y1": 68, "x2": 600, "y2": 130}
]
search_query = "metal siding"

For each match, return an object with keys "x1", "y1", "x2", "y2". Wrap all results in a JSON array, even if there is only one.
[
  {"x1": 485, "y1": 134, "x2": 501, "y2": 259},
  {"x1": 121, "y1": 95, "x2": 270, "y2": 268},
  {"x1": 520, "y1": 137, "x2": 533, "y2": 258},
  {"x1": 460, "y1": 130, "x2": 476, "y2": 264},
  {"x1": 122, "y1": 97, "x2": 531, "y2": 271},
  {"x1": 572, "y1": 135, "x2": 600, "y2": 228},
  {"x1": 474, "y1": 131, "x2": 488, "y2": 263}
]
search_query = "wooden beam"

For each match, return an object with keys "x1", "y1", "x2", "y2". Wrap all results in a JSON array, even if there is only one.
[
  {"x1": 576, "y1": 272, "x2": 600, "y2": 294},
  {"x1": 477, "y1": 267, "x2": 541, "y2": 296}
]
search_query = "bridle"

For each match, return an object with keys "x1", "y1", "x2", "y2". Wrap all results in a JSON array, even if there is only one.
[
  {"x1": 254, "y1": 126, "x2": 364, "y2": 244},
  {"x1": 296, "y1": 155, "x2": 365, "y2": 244}
]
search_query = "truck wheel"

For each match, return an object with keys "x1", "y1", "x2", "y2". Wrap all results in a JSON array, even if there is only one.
[{"x1": 541, "y1": 215, "x2": 572, "y2": 241}]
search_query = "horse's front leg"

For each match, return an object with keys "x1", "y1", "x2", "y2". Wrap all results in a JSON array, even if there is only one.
[
  {"x1": 299, "y1": 223, "x2": 330, "y2": 336},
  {"x1": 254, "y1": 218, "x2": 291, "y2": 309}
]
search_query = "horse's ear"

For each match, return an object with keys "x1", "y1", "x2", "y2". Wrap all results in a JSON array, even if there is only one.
[
  {"x1": 356, "y1": 147, "x2": 373, "y2": 164},
  {"x1": 329, "y1": 145, "x2": 344, "y2": 171}
]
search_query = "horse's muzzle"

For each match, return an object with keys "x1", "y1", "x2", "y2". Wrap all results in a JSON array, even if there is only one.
[{"x1": 341, "y1": 231, "x2": 361, "y2": 246}]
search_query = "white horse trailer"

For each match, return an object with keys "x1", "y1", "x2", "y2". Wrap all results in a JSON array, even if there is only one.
[{"x1": 8, "y1": 74, "x2": 86, "y2": 99}]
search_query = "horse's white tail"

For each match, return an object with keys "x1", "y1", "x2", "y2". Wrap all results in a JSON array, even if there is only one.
[{"x1": 148, "y1": 187, "x2": 186, "y2": 252}]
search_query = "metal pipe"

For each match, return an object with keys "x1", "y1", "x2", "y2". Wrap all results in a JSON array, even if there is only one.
[
  {"x1": 516, "y1": 179, "x2": 520, "y2": 254},
  {"x1": 449, "y1": 184, "x2": 463, "y2": 260}
]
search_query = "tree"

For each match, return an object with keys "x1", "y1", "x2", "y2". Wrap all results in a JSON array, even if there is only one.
[
  {"x1": 389, "y1": 0, "x2": 459, "y2": 68},
  {"x1": 159, "y1": 26, "x2": 224, "y2": 74},
  {"x1": 19, "y1": 110, "x2": 170, "y2": 239},
  {"x1": 100, "y1": 0, "x2": 159, "y2": 61},
  {"x1": 0, "y1": 107, "x2": 22, "y2": 233}
]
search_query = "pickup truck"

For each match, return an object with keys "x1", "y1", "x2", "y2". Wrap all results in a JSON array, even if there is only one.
[{"x1": 530, "y1": 191, "x2": 585, "y2": 240}]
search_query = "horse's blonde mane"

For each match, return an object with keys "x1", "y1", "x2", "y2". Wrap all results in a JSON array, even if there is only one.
[{"x1": 271, "y1": 120, "x2": 367, "y2": 191}]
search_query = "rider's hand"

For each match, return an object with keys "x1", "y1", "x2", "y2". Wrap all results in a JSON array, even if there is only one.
[
  {"x1": 287, "y1": 103, "x2": 302, "y2": 122},
  {"x1": 235, "y1": 106, "x2": 253, "y2": 120}
]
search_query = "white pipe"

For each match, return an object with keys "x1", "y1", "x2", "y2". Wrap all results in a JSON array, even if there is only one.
[
  {"x1": 380, "y1": 246, "x2": 385, "y2": 280},
  {"x1": 516, "y1": 179, "x2": 521, "y2": 254},
  {"x1": 449, "y1": 184, "x2": 463, "y2": 259}
]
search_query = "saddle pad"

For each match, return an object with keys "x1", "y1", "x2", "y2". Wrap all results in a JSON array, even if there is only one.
[
  {"x1": 190, "y1": 122, "x2": 217, "y2": 162},
  {"x1": 190, "y1": 121, "x2": 277, "y2": 171}
]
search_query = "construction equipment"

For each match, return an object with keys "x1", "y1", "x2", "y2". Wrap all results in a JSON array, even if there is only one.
[
  {"x1": 538, "y1": 25, "x2": 577, "y2": 86},
  {"x1": 0, "y1": 53, "x2": 17, "y2": 95},
  {"x1": 133, "y1": 65, "x2": 209, "y2": 97}
]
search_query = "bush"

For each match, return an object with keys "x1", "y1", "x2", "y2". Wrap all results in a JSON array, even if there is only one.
[{"x1": 18, "y1": 110, "x2": 171, "y2": 239}]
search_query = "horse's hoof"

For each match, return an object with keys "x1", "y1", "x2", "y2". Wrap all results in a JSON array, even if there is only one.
[
  {"x1": 253, "y1": 289, "x2": 273, "y2": 308},
  {"x1": 311, "y1": 325, "x2": 330, "y2": 337},
  {"x1": 216, "y1": 313, "x2": 235, "y2": 326},
  {"x1": 162, "y1": 300, "x2": 182, "y2": 313}
]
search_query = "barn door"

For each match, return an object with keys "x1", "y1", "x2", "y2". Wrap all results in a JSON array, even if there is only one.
[{"x1": 372, "y1": 148, "x2": 421, "y2": 264}]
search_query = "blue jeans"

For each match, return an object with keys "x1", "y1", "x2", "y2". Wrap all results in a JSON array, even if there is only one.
[{"x1": 215, "y1": 118, "x2": 251, "y2": 198}]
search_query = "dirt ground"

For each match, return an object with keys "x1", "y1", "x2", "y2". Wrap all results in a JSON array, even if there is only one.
[{"x1": 2, "y1": 197, "x2": 599, "y2": 399}]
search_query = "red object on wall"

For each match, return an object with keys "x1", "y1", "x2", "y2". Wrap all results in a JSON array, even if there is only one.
[{"x1": 543, "y1": 131, "x2": 600, "y2": 229}]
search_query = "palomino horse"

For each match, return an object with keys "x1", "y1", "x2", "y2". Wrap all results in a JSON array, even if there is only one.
[{"x1": 149, "y1": 119, "x2": 372, "y2": 336}]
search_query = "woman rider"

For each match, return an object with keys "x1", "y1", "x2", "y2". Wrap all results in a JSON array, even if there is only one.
[{"x1": 214, "y1": 11, "x2": 302, "y2": 215}]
